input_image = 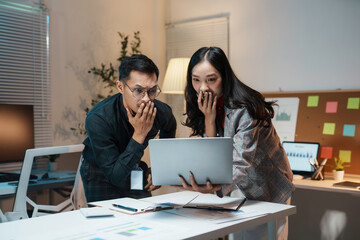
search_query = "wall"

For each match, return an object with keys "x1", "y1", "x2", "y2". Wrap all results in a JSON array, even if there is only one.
[
  {"x1": 45, "y1": 0, "x2": 360, "y2": 146},
  {"x1": 44, "y1": 0, "x2": 167, "y2": 146},
  {"x1": 167, "y1": 0, "x2": 360, "y2": 92}
]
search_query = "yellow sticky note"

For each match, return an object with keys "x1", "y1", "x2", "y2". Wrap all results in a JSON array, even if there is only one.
[
  {"x1": 347, "y1": 97, "x2": 360, "y2": 109},
  {"x1": 339, "y1": 150, "x2": 351, "y2": 163},
  {"x1": 307, "y1": 96, "x2": 319, "y2": 107},
  {"x1": 323, "y1": 123, "x2": 335, "y2": 135}
]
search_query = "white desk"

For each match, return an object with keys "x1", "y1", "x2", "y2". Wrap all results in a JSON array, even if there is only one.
[
  {"x1": 0, "y1": 191, "x2": 296, "y2": 240},
  {"x1": 290, "y1": 175, "x2": 360, "y2": 239},
  {"x1": 293, "y1": 175, "x2": 360, "y2": 195}
]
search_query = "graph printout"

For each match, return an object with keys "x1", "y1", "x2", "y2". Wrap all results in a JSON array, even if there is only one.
[{"x1": 265, "y1": 97, "x2": 300, "y2": 142}]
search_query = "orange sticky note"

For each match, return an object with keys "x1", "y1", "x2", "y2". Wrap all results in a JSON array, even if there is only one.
[
  {"x1": 325, "y1": 101, "x2": 338, "y2": 113},
  {"x1": 320, "y1": 147, "x2": 333, "y2": 159},
  {"x1": 339, "y1": 150, "x2": 351, "y2": 163}
]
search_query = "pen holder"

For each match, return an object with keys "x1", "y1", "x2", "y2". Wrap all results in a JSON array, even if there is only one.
[{"x1": 311, "y1": 165, "x2": 324, "y2": 180}]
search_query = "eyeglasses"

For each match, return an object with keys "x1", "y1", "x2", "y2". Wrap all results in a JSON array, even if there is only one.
[{"x1": 122, "y1": 81, "x2": 161, "y2": 99}]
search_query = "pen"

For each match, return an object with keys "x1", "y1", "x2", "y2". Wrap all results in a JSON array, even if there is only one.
[
  {"x1": 314, "y1": 158, "x2": 319, "y2": 168},
  {"x1": 320, "y1": 158, "x2": 327, "y2": 166},
  {"x1": 112, "y1": 204, "x2": 138, "y2": 212},
  {"x1": 309, "y1": 159, "x2": 317, "y2": 170}
]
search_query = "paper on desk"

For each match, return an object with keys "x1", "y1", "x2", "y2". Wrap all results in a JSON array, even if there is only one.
[
  {"x1": 165, "y1": 207, "x2": 266, "y2": 224},
  {"x1": 89, "y1": 197, "x2": 167, "y2": 215},
  {"x1": 25, "y1": 216, "x2": 189, "y2": 240},
  {"x1": 184, "y1": 193, "x2": 246, "y2": 210},
  {"x1": 80, "y1": 207, "x2": 114, "y2": 218}
]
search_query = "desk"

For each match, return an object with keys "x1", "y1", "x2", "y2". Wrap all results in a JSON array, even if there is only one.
[
  {"x1": 0, "y1": 177, "x2": 75, "y2": 199},
  {"x1": 0, "y1": 170, "x2": 77, "y2": 198},
  {"x1": 293, "y1": 175, "x2": 360, "y2": 195},
  {"x1": 290, "y1": 176, "x2": 360, "y2": 239},
  {"x1": 0, "y1": 191, "x2": 296, "y2": 240}
]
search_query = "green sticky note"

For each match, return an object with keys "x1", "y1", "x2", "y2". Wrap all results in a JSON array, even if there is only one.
[
  {"x1": 347, "y1": 97, "x2": 360, "y2": 109},
  {"x1": 307, "y1": 96, "x2": 319, "y2": 107},
  {"x1": 323, "y1": 123, "x2": 336, "y2": 135},
  {"x1": 339, "y1": 150, "x2": 351, "y2": 163}
]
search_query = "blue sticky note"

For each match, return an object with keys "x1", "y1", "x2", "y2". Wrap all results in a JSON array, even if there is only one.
[{"x1": 343, "y1": 124, "x2": 356, "y2": 137}]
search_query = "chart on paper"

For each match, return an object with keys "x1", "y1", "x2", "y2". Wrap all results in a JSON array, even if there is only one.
[{"x1": 25, "y1": 219, "x2": 188, "y2": 240}]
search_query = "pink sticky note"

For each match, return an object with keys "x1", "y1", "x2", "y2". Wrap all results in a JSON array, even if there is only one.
[
  {"x1": 325, "y1": 101, "x2": 338, "y2": 113},
  {"x1": 320, "y1": 147, "x2": 333, "y2": 159}
]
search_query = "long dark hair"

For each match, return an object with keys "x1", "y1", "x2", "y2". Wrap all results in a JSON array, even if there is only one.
[{"x1": 184, "y1": 47, "x2": 275, "y2": 137}]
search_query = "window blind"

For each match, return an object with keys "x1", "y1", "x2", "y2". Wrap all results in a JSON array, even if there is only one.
[
  {"x1": 165, "y1": 16, "x2": 229, "y2": 138},
  {"x1": 166, "y1": 16, "x2": 229, "y2": 61},
  {"x1": 0, "y1": 0, "x2": 51, "y2": 170}
]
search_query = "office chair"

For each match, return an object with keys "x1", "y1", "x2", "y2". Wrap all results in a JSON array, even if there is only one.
[
  {"x1": 70, "y1": 154, "x2": 87, "y2": 210},
  {"x1": 0, "y1": 209, "x2": 7, "y2": 223},
  {"x1": 4, "y1": 144, "x2": 85, "y2": 221}
]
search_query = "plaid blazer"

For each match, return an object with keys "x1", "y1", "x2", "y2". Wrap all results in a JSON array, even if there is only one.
[{"x1": 220, "y1": 107, "x2": 295, "y2": 203}]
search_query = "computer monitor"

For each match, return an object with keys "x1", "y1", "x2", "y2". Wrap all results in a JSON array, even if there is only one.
[
  {"x1": 282, "y1": 141, "x2": 320, "y2": 176},
  {"x1": 0, "y1": 104, "x2": 34, "y2": 163}
]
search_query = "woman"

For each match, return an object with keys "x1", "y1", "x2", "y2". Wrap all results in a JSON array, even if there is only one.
[{"x1": 178, "y1": 47, "x2": 295, "y2": 239}]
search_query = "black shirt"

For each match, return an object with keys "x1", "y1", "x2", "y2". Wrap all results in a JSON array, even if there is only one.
[{"x1": 80, "y1": 93, "x2": 176, "y2": 202}]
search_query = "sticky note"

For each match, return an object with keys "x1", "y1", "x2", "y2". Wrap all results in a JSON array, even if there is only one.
[
  {"x1": 307, "y1": 96, "x2": 319, "y2": 107},
  {"x1": 320, "y1": 147, "x2": 333, "y2": 159},
  {"x1": 339, "y1": 150, "x2": 351, "y2": 163},
  {"x1": 325, "y1": 101, "x2": 338, "y2": 113},
  {"x1": 343, "y1": 124, "x2": 356, "y2": 137},
  {"x1": 347, "y1": 97, "x2": 360, "y2": 109},
  {"x1": 323, "y1": 123, "x2": 335, "y2": 135}
]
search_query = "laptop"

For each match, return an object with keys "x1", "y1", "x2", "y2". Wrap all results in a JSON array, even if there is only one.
[
  {"x1": 282, "y1": 141, "x2": 320, "y2": 178},
  {"x1": 149, "y1": 137, "x2": 233, "y2": 185}
]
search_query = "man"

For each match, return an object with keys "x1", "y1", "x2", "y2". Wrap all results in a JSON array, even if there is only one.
[{"x1": 80, "y1": 54, "x2": 177, "y2": 202}]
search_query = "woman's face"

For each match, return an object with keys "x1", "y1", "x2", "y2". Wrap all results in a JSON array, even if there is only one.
[{"x1": 191, "y1": 60, "x2": 222, "y2": 99}]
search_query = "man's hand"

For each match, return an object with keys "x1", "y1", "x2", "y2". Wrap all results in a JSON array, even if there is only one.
[
  {"x1": 145, "y1": 172, "x2": 161, "y2": 192},
  {"x1": 127, "y1": 101, "x2": 157, "y2": 144},
  {"x1": 173, "y1": 171, "x2": 221, "y2": 194}
]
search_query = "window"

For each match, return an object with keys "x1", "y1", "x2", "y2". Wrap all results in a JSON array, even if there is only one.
[
  {"x1": 0, "y1": 0, "x2": 51, "y2": 170},
  {"x1": 165, "y1": 15, "x2": 229, "y2": 138},
  {"x1": 166, "y1": 15, "x2": 229, "y2": 61}
]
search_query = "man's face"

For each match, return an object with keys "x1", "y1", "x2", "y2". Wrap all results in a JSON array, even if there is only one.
[{"x1": 116, "y1": 70, "x2": 158, "y2": 115}]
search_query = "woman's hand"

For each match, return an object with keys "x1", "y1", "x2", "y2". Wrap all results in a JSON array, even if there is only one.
[
  {"x1": 198, "y1": 91, "x2": 217, "y2": 122},
  {"x1": 198, "y1": 91, "x2": 217, "y2": 137},
  {"x1": 145, "y1": 172, "x2": 161, "y2": 192},
  {"x1": 173, "y1": 171, "x2": 221, "y2": 194}
]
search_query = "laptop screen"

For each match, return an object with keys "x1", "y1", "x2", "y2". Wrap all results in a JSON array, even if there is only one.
[{"x1": 282, "y1": 141, "x2": 320, "y2": 176}]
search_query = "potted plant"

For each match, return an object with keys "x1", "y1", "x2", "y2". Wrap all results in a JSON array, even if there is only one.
[
  {"x1": 47, "y1": 154, "x2": 60, "y2": 172},
  {"x1": 332, "y1": 157, "x2": 350, "y2": 181}
]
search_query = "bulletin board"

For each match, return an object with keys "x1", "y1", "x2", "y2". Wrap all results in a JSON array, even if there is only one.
[{"x1": 263, "y1": 90, "x2": 360, "y2": 175}]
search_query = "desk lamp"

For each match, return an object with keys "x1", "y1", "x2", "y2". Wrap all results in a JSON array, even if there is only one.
[{"x1": 162, "y1": 58, "x2": 190, "y2": 138}]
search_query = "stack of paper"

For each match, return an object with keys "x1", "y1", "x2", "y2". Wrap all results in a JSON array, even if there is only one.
[{"x1": 89, "y1": 198, "x2": 173, "y2": 215}]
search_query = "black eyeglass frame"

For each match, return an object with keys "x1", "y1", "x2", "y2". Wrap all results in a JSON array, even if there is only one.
[{"x1": 122, "y1": 80, "x2": 161, "y2": 99}]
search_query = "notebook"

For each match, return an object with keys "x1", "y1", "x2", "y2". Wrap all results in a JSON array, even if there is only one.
[
  {"x1": 149, "y1": 137, "x2": 233, "y2": 185},
  {"x1": 333, "y1": 181, "x2": 360, "y2": 190}
]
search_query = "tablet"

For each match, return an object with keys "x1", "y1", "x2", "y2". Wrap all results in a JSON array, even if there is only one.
[
  {"x1": 282, "y1": 141, "x2": 320, "y2": 177},
  {"x1": 149, "y1": 137, "x2": 233, "y2": 185}
]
